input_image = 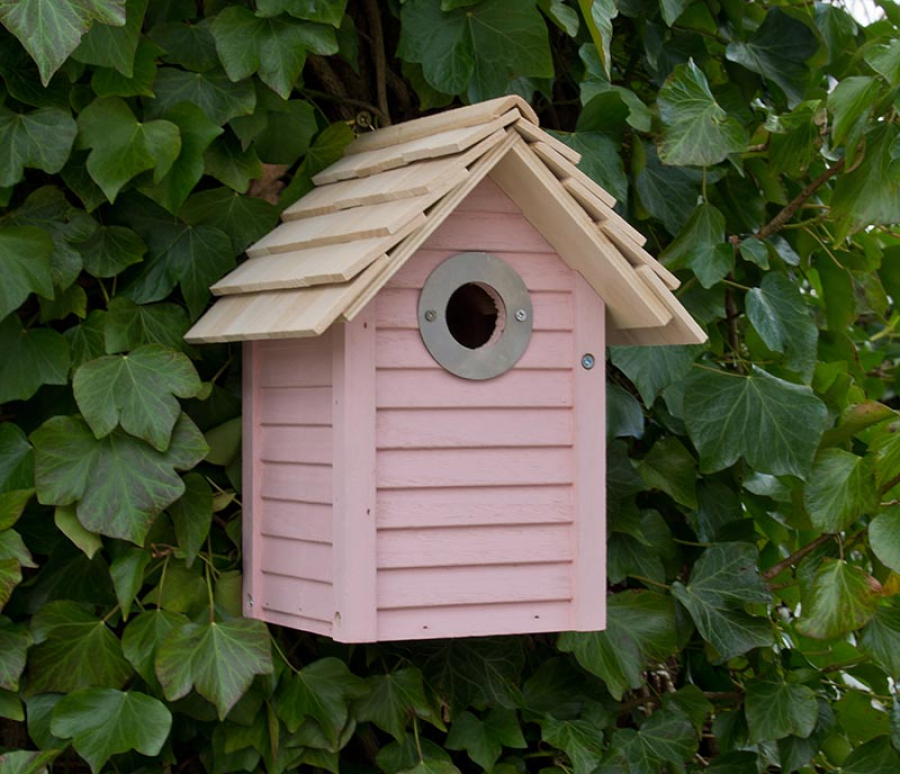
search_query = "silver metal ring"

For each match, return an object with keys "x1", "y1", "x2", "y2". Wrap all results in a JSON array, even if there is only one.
[{"x1": 418, "y1": 252, "x2": 533, "y2": 380}]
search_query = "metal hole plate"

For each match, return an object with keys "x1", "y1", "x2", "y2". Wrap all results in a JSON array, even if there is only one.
[{"x1": 418, "y1": 252, "x2": 533, "y2": 380}]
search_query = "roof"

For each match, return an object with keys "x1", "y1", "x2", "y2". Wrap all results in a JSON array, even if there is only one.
[{"x1": 185, "y1": 96, "x2": 705, "y2": 347}]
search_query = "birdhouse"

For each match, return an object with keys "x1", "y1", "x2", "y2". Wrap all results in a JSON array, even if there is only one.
[{"x1": 185, "y1": 96, "x2": 705, "y2": 642}]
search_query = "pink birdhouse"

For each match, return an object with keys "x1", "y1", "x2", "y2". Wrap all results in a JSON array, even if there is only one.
[{"x1": 185, "y1": 97, "x2": 705, "y2": 642}]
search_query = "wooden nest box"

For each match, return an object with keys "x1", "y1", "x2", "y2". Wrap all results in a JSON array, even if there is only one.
[{"x1": 186, "y1": 97, "x2": 705, "y2": 642}]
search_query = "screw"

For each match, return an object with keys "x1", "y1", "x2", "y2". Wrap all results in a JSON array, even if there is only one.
[
  {"x1": 515, "y1": 309, "x2": 527, "y2": 322},
  {"x1": 581, "y1": 353, "x2": 595, "y2": 370},
  {"x1": 424, "y1": 309, "x2": 437, "y2": 322},
  {"x1": 247, "y1": 595, "x2": 253, "y2": 608}
]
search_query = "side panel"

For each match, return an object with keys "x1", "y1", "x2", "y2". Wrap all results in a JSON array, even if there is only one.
[
  {"x1": 250, "y1": 335, "x2": 336, "y2": 636},
  {"x1": 372, "y1": 177, "x2": 602, "y2": 641}
]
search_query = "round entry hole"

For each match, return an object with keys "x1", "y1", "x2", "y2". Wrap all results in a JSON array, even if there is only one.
[{"x1": 446, "y1": 283, "x2": 506, "y2": 350}]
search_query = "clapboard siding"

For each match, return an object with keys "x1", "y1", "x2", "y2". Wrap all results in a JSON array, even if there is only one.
[
  {"x1": 373, "y1": 181, "x2": 581, "y2": 637},
  {"x1": 259, "y1": 387, "x2": 332, "y2": 425},
  {"x1": 259, "y1": 536, "x2": 332, "y2": 582},
  {"x1": 260, "y1": 499, "x2": 332, "y2": 542},
  {"x1": 259, "y1": 573, "x2": 335, "y2": 622}
]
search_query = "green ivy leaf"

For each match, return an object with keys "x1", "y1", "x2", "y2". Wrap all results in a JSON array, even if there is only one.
[
  {"x1": 796, "y1": 560, "x2": 882, "y2": 639},
  {"x1": 0, "y1": 750, "x2": 61, "y2": 774},
  {"x1": 398, "y1": 0, "x2": 553, "y2": 101},
  {"x1": 66, "y1": 310, "x2": 108, "y2": 368},
  {"x1": 633, "y1": 143, "x2": 703, "y2": 235},
  {"x1": 612, "y1": 707, "x2": 697, "y2": 773},
  {"x1": 0, "y1": 424, "x2": 34, "y2": 495},
  {"x1": 746, "y1": 272, "x2": 818, "y2": 380},
  {"x1": 149, "y1": 19, "x2": 219, "y2": 72},
  {"x1": 725, "y1": 8, "x2": 819, "y2": 106},
  {"x1": 840, "y1": 736, "x2": 900, "y2": 773},
  {"x1": 203, "y1": 134, "x2": 262, "y2": 193},
  {"x1": 540, "y1": 708, "x2": 608, "y2": 774},
  {"x1": 657, "y1": 61, "x2": 746, "y2": 167},
  {"x1": 0, "y1": 315, "x2": 71, "y2": 404},
  {"x1": 0, "y1": 0, "x2": 126, "y2": 85},
  {"x1": 167, "y1": 472, "x2": 212, "y2": 567},
  {"x1": 804, "y1": 449, "x2": 877, "y2": 532},
  {"x1": 104, "y1": 297, "x2": 191, "y2": 353},
  {"x1": 859, "y1": 604, "x2": 900, "y2": 676},
  {"x1": 91, "y1": 38, "x2": 159, "y2": 98},
  {"x1": 109, "y1": 546, "x2": 151, "y2": 619},
  {"x1": 865, "y1": 40, "x2": 900, "y2": 88},
  {"x1": 255, "y1": 0, "x2": 347, "y2": 26},
  {"x1": 31, "y1": 413, "x2": 208, "y2": 545},
  {"x1": 212, "y1": 7, "x2": 336, "y2": 99},
  {"x1": 745, "y1": 680, "x2": 818, "y2": 742},
  {"x1": 554, "y1": 131, "x2": 627, "y2": 202},
  {"x1": 683, "y1": 366, "x2": 828, "y2": 478},
  {"x1": 149, "y1": 67, "x2": 257, "y2": 125},
  {"x1": 27, "y1": 600, "x2": 133, "y2": 693},
  {"x1": 558, "y1": 590, "x2": 677, "y2": 700},
  {"x1": 72, "y1": 0, "x2": 147, "y2": 77},
  {"x1": 578, "y1": 0, "x2": 616, "y2": 78},
  {"x1": 73, "y1": 343, "x2": 201, "y2": 451},
  {"x1": 155, "y1": 618, "x2": 273, "y2": 719},
  {"x1": 179, "y1": 187, "x2": 279, "y2": 253},
  {"x1": 446, "y1": 710, "x2": 526, "y2": 770},
  {"x1": 50, "y1": 688, "x2": 171, "y2": 773},
  {"x1": 355, "y1": 668, "x2": 443, "y2": 741},
  {"x1": 76, "y1": 97, "x2": 181, "y2": 203},
  {"x1": 0, "y1": 618, "x2": 32, "y2": 691},
  {"x1": 660, "y1": 204, "x2": 732, "y2": 288},
  {"x1": 869, "y1": 507, "x2": 900, "y2": 573},
  {"x1": 672, "y1": 543, "x2": 773, "y2": 660},
  {"x1": 637, "y1": 437, "x2": 698, "y2": 508},
  {"x1": 610, "y1": 345, "x2": 700, "y2": 405},
  {"x1": 275, "y1": 657, "x2": 367, "y2": 743},
  {"x1": 121, "y1": 609, "x2": 188, "y2": 686},
  {"x1": 828, "y1": 76, "x2": 882, "y2": 150},
  {"x1": 77, "y1": 225, "x2": 145, "y2": 278},
  {"x1": 54, "y1": 505, "x2": 102, "y2": 559},
  {"x1": 0, "y1": 226, "x2": 55, "y2": 323},
  {"x1": 0, "y1": 106, "x2": 78, "y2": 187}
]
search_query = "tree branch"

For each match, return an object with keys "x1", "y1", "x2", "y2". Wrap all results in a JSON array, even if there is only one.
[
  {"x1": 362, "y1": 0, "x2": 391, "y2": 126},
  {"x1": 755, "y1": 159, "x2": 845, "y2": 240},
  {"x1": 762, "y1": 533, "x2": 832, "y2": 581}
]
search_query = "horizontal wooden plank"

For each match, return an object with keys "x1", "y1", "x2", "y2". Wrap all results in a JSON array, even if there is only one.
[
  {"x1": 453, "y1": 176, "x2": 521, "y2": 214},
  {"x1": 314, "y1": 111, "x2": 518, "y2": 184},
  {"x1": 419, "y1": 210, "x2": 554, "y2": 254},
  {"x1": 377, "y1": 484, "x2": 574, "y2": 529},
  {"x1": 378, "y1": 562, "x2": 573, "y2": 609},
  {"x1": 260, "y1": 498, "x2": 332, "y2": 543},
  {"x1": 512, "y1": 119, "x2": 581, "y2": 163},
  {"x1": 387, "y1": 249, "x2": 574, "y2": 293},
  {"x1": 260, "y1": 573, "x2": 334, "y2": 622},
  {"x1": 560, "y1": 177, "x2": 646, "y2": 247},
  {"x1": 375, "y1": 288, "x2": 574, "y2": 331},
  {"x1": 258, "y1": 347, "x2": 331, "y2": 388},
  {"x1": 259, "y1": 536, "x2": 332, "y2": 583},
  {"x1": 531, "y1": 142, "x2": 616, "y2": 207},
  {"x1": 260, "y1": 461, "x2": 332, "y2": 505},
  {"x1": 376, "y1": 407, "x2": 574, "y2": 450},
  {"x1": 259, "y1": 387, "x2": 332, "y2": 426},
  {"x1": 377, "y1": 523, "x2": 573, "y2": 568},
  {"x1": 257, "y1": 607, "x2": 332, "y2": 636},
  {"x1": 375, "y1": 329, "x2": 574, "y2": 370},
  {"x1": 600, "y1": 222, "x2": 680, "y2": 291},
  {"x1": 377, "y1": 368, "x2": 573, "y2": 409},
  {"x1": 345, "y1": 96, "x2": 537, "y2": 155},
  {"x1": 377, "y1": 447, "x2": 574, "y2": 489},
  {"x1": 260, "y1": 425, "x2": 332, "y2": 464}
]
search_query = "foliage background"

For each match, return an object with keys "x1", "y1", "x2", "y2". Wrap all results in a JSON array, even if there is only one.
[{"x1": 1, "y1": 0, "x2": 900, "y2": 772}]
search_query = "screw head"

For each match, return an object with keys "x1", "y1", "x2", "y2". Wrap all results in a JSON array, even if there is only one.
[
  {"x1": 247, "y1": 595, "x2": 254, "y2": 608},
  {"x1": 581, "y1": 353, "x2": 596, "y2": 370},
  {"x1": 515, "y1": 309, "x2": 528, "y2": 322},
  {"x1": 424, "y1": 309, "x2": 437, "y2": 322}
]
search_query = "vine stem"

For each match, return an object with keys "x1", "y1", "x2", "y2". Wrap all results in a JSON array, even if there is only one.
[
  {"x1": 762, "y1": 534, "x2": 832, "y2": 581},
  {"x1": 754, "y1": 158, "x2": 845, "y2": 239},
  {"x1": 412, "y1": 717, "x2": 423, "y2": 763},
  {"x1": 362, "y1": 0, "x2": 391, "y2": 126}
]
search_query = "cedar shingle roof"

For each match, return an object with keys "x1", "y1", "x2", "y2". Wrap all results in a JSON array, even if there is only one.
[{"x1": 185, "y1": 96, "x2": 705, "y2": 346}]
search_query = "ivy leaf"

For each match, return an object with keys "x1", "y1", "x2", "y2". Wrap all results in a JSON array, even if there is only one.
[
  {"x1": 612, "y1": 708, "x2": 697, "y2": 773},
  {"x1": 121, "y1": 609, "x2": 188, "y2": 686},
  {"x1": 0, "y1": 315, "x2": 71, "y2": 404},
  {"x1": 203, "y1": 134, "x2": 262, "y2": 193},
  {"x1": 657, "y1": 61, "x2": 746, "y2": 167},
  {"x1": 0, "y1": 106, "x2": 78, "y2": 187},
  {"x1": 725, "y1": 8, "x2": 819, "y2": 106},
  {"x1": 91, "y1": 38, "x2": 160, "y2": 98},
  {"x1": 66, "y1": 310, "x2": 108, "y2": 369},
  {"x1": 633, "y1": 143, "x2": 704, "y2": 235},
  {"x1": 109, "y1": 546, "x2": 151, "y2": 619},
  {"x1": 179, "y1": 188, "x2": 279, "y2": 253},
  {"x1": 610, "y1": 345, "x2": 701, "y2": 406},
  {"x1": 865, "y1": 40, "x2": 900, "y2": 88},
  {"x1": 0, "y1": 618, "x2": 31, "y2": 691},
  {"x1": 0, "y1": 226, "x2": 55, "y2": 323},
  {"x1": 398, "y1": 0, "x2": 553, "y2": 101},
  {"x1": 661, "y1": 204, "x2": 732, "y2": 288},
  {"x1": 255, "y1": 0, "x2": 348, "y2": 27},
  {"x1": 804, "y1": 450, "x2": 877, "y2": 533},
  {"x1": 275, "y1": 657, "x2": 367, "y2": 743},
  {"x1": 72, "y1": 0, "x2": 147, "y2": 77},
  {"x1": 355, "y1": 668, "x2": 443, "y2": 741},
  {"x1": 55, "y1": 505, "x2": 102, "y2": 559},
  {"x1": 50, "y1": 688, "x2": 171, "y2": 773},
  {"x1": 77, "y1": 97, "x2": 181, "y2": 203},
  {"x1": 637, "y1": 437, "x2": 698, "y2": 508},
  {"x1": 835, "y1": 735, "x2": 900, "y2": 773},
  {"x1": 140, "y1": 102, "x2": 223, "y2": 215},
  {"x1": 31, "y1": 414, "x2": 208, "y2": 545},
  {"x1": 27, "y1": 600, "x2": 134, "y2": 693},
  {"x1": 683, "y1": 366, "x2": 828, "y2": 478},
  {"x1": 555, "y1": 131, "x2": 628, "y2": 202},
  {"x1": 74, "y1": 343, "x2": 201, "y2": 451},
  {"x1": 796, "y1": 560, "x2": 882, "y2": 639},
  {"x1": 869, "y1": 507, "x2": 900, "y2": 573},
  {"x1": 672, "y1": 543, "x2": 773, "y2": 660},
  {"x1": 149, "y1": 19, "x2": 219, "y2": 72},
  {"x1": 155, "y1": 618, "x2": 273, "y2": 719},
  {"x1": 0, "y1": 0, "x2": 126, "y2": 85},
  {"x1": 859, "y1": 604, "x2": 900, "y2": 676},
  {"x1": 77, "y1": 225, "x2": 145, "y2": 279},
  {"x1": 0, "y1": 750, "x2": 61, "y2": 774},
  {"x1": 540, "y1": 709, "x2": 608, "y2": 774},
  {"x1": 745, "y1": 680, "x2": 818, "y2": 742},
  {"x1": 0, "y1": 424, "x2": 34, "y2": 495},
  {"x1": 828, "y1": 76, "x2": 882, "y2": 150},
  {"x1": 149, "y1": 67, "x2": 257, "y2": 125},
  {"x1": 446, "y1": 710, "x2": 526, "y2": 770},
  {"x1": 167, "y1": 472, "x2": 212, "y2": 568},
  {"x1": 105, "y1": 297, "x2": 191, "y2": 354},
  {"x1": 212, "y1": 7, "x2": 336, "y2": 99},
  {"x1": 746, "y1": 273, "x2": 818, "y2": 380},
  {"x1": 558, "y1": 591, "x2": 677, "y2": 700},
  {"x1": 578, "y1": 0, "x2": 616, "y2": 78}
]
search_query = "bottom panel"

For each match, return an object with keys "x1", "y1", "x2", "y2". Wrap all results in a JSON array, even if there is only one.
[{"x1": 256, "y1": 607, "x2": 333, "y2": 637}]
